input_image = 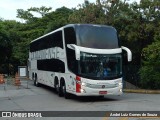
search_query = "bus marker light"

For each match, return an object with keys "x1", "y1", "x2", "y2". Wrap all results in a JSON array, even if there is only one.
[
  {"x1": 76, "y1": 76, "x2": 81, "y2": 93},
  {"x1": 75, "y1": 76, "x2": 81, "y2": 84},
  {"x1": 76, "y1": 76, "x2": 81, "y2": 81},
  {"x1": 76, "y1": 83, "x2": 81, "y2": 93}
]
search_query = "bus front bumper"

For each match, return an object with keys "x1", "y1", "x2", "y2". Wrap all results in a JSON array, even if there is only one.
[{"x1": 75, "y1": 86, "x2": 123, "y2": 96}]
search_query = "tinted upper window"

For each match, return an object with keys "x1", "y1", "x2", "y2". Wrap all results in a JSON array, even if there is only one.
[
  {"x1": 37, "y1": 59, "x2": 65, "y2": 73},
  {"x1": 64, "y1": 27, "x2": 78, "y2": 74},
  {"x1": 75, "y1": 25, "x2": 119, "y2": 49},
  {"x1": 64, "y1": 27, "x2": 76, "y2": 45},
  {"x1": 30, "y1": 31, "x2": 63, "y2": 52}
]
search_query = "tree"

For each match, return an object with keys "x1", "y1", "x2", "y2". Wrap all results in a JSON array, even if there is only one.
[
  {"x1": 17, "y1": 9, "x2": 34, "y2": 22},
  {"x1": 28, "y1": 6, "x2": 52, "y2": 17},
  {"x1": 71, "y1": 3, "x2": 106, "y2": 24},
  {"x1": 138, "y1": 0, "x2": 160, "y2": 89},
  {"x1": 139, "y1": 41, "x2": 160, "y2": 89},
  {"x1": 17, "y1": 6, "x2": 52, "y2": 23},
  {"x1": 0, "y1": 21, "x2": 12, "y2": 74},
  {"x1": 44, "y1": 7, "x2": 73, "y2": 33}
]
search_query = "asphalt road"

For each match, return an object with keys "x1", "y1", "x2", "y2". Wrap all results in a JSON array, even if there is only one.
[{"x1": 0, "y1": 79, "x2": 160, "y2": 120}]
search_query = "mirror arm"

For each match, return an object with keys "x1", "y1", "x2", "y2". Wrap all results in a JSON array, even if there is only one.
[{"x1": 121, "y1": 46, "x2": 132, "y2": 62}]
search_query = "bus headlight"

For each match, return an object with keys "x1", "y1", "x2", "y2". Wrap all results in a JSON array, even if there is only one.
[
  {"x1": 118, "y1": 82, "x2": 122, "y2": 86},
  {"x1": 116, "y1": 82, "x2": 122, "y2": 86}
]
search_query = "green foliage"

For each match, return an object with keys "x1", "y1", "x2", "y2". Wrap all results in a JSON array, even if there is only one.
[
  {"x1": 17, "y1": 6, "x2": 52, "y2": 23},
  {"x1": 0, "y1": 21, "x2": 12, "y2": 74},
  {"x1": 44, "y1": 7, "x2": 73, "y2": 33},
  {"x1": 17, "y1": 9, "x2": 34, "y2": 21},
  {"x1": 69, "y1": 3, "x2": 106, "y2": 24},
  {"x1": 28, "y1": 6, "x2": 52, "y2": 17},
  {"x1": 139, "y1": 66, "x2": 160, "y2": 89},
  {"x1": 0, "y1": 28, "x2": 10, "y2": 63},
  {"x1": 139, "y1": 40, "x2": 160, "y2": 89}
]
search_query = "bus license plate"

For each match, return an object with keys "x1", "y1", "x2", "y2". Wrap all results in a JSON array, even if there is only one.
[{"x1": 99, "y1": 91, "x2": 107, "y2": 94}]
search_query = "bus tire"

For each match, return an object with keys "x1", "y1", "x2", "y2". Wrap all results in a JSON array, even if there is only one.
[
  {"x1": 58, "y1": 82, "x2": 63, "y2": 97},
  {"x1": 33, "y1": 73, "x2": 36, "y2": 86},
  {"x1": 55, "y1": 83, "x2": 59, "y2": 93},
  {"x1": 34, "y1": 74, "x2": 39, "y2": 87},
  {"x1": 32, "y1": 73, "x2": 34, "y2": 81},
  {"x1": 63, "y1": 83, "x2": 70, "y2": 99},
  {"x1": 54, "y1": 78, "x2": 59, "y2": 93},
  {"x1": 58, "y1": 79, "x2": 64, "y2": 97}
]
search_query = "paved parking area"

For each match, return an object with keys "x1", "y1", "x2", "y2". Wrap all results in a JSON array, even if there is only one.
[{"x1": 0, "y1": 78, "x2": 160, "y2": 120}]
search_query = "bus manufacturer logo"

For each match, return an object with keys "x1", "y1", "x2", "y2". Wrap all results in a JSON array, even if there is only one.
[{"x1": 102, "y1": 85, "x2": 105, "y2": 88}]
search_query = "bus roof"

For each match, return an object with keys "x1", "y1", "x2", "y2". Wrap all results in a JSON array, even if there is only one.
[{"x1": 30, "y1": 24, "x2": 116, "y2": 44}]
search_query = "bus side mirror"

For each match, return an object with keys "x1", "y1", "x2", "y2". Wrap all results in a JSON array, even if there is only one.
[
  {"x1": 67, "y1": 44, "x2": 80, "y2": 60},
  {"x1": 121, "y1": 46, "x2": 132, "y2": 62}
]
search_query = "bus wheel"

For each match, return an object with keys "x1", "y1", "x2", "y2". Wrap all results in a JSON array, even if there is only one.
[
  {"x1": 55, "y1": 84, "x2": 59, "y2": 93},
  {"x1": 54, "y1": 79, "x2": 59, "y2": 93},
  {"x1": 33, "y1": 77, "x2": 36, "y2": 86},
  {"x1": 58, "y1": 83, "x2": 63, "y2": 97},
  {"x1": 34, "y1": 75, "x2": 39, "y2": 87},
  {"x1": 63, "y1": 83, "x2": 70, "y2": 99},
  {"x1": 32, "y1": 73, "x2": 34, "y2": 81}
]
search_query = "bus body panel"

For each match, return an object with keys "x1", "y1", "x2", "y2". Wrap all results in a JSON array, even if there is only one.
[{"x1": 28, "y1": 24, "x2": 131, "y2": 97}]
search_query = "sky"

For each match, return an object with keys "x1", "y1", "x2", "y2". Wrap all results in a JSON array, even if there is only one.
[{"x1": 0, "y1": 0, "x2": 140, "y2": 21}]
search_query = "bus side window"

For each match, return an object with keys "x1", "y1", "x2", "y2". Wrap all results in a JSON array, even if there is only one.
[
  {"x1": 53, "y1": 31, "x2": 63, "y2": 49},
  {"x1": 64, "y1": 27, "x2": 76, "y2": 45},
  {"x1": 64, "y1": 27, "x2": 78, "y2": 74}
]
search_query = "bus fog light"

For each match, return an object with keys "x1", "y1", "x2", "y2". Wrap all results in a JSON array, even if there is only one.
[
  {"x1": 119, "y1": 89, "x2": 122, "y2": 92},
  {"x1": 81, "y1": 89, "x2": 86, "y2": 93},
  {"x1": 81, "y1": 82, "x2": 86, "y2": 86}
]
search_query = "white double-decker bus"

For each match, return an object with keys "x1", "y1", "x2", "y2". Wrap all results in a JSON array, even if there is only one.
[{"x1": 28, "y1": 24, "x2": 132, "y2": 98}]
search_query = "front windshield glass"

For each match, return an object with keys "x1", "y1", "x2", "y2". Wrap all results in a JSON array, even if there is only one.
[
  {"x1": 75, "y1": 25, "x2": 119, "y2": 49},
  {"x1": 79, "y1": 52, "x2": 122, "y2": 80}
]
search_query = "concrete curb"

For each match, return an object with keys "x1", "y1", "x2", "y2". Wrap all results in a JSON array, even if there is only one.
[{"x1": 123, "y1": 89, "x2": 160, "y2": 94}]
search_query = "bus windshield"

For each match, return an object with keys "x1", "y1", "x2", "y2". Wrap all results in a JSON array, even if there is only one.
[
  {"x1": 75, "y1": 25, "x2": 119, "y2": 49},
  {"x1": 79, "y1": 52, "x2": 122, "y2": 80}
]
